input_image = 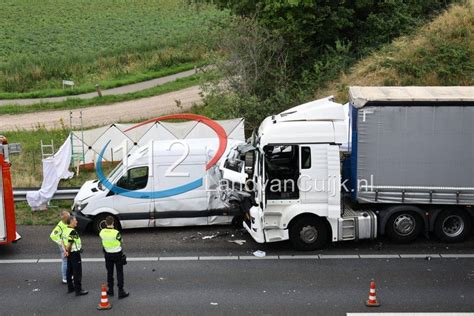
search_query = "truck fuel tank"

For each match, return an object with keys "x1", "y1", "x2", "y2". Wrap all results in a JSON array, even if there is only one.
[{"x1": 338, "y1": 207, "x2": 377, "y2": 241}]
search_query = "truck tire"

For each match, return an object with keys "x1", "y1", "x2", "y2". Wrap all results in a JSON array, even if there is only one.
[
  {"x1": 434, "y1": 209, "x2": 471, "y2": 242},
  {"x1": 289, "y1": 216, "x2": 329, "y2": 251},
  {"x1": 386, "y1": 211, "x2": 423, "y2": 243},
  {"x1": 93, "y1": 214, "x2": 120, "y2": 235}
]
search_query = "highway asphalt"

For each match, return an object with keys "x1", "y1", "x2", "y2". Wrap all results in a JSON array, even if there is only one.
[{"x1": 0, "y1": 225, "x2": 473, "y2": 315}]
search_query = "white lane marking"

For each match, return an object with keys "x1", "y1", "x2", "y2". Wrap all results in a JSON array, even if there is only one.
[
  {"x1": 348, "y1": 313, "x2": 474, "y2": 316},
  {"x1": 1, "y1": 254, "x2": 474, "y2": 263},
  {"x1": 440, "y1": 254, "x2": 474, "y2": 258},
  {"x1": 199, "y1": 256, "x2": 239, "y2": 260},
  {"x1": 38, "y1": 259, "x2": 62, "y2": 263},
  {"x1": 359, "y1": 254, "x2": 400, "y2": 259},
  {"x1": 127, "y1": 257, "x2": 159, "y2": 262},
  {"x1": 0, "y1": 259, "x2": 38, "y2": 264},
  {"x1": 320, "y1": 255, "x2": 360, "y2": 259},
  {"x1": 239, "y1": 255, "x2": 279, "y2": 260},
  {"x1": 279, "y1": 255, "x2": 319, "y2": 259},
  {"x1": 82, "y1": 258, "x2": 104, "y2": 262},
  {"x1": 159, "y1": 256, "x2": 198, "y2": 261},
  {"x1": 399, "y1": 254, "x2": 441, "y2": 259}
]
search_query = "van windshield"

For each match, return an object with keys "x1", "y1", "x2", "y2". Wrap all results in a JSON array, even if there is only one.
[{"x1": 107, "y1": 162, "x2": 124, "y2": 182}]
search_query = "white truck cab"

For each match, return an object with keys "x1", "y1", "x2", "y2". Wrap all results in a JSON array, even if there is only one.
[{"x1": 220, "y1": 97, "x2": 377, "y2": 250}]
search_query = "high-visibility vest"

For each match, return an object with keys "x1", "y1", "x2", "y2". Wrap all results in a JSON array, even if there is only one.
[
  {"x1": 63, "y1": 227, "x2": 82, "y2": 252},
  {"x1": 50, "y1": 220, "x2": 68, "y2": 245},
  {"x1": 99, "y1": 228, "x2": 122, "y2": 253}
]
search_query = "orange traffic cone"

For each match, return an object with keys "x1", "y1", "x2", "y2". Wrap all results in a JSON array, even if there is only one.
[
  {"x1": 97, "y1": 284, "x2": 112, "y2": 310},
  {"x1": 365, "y1": 279, "x2": 380, "y2": 307}
]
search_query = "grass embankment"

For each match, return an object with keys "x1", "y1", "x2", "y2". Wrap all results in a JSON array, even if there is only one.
[
  {"x1": 16, "y1": 201, "x2": 72, "y2": 225},
  {"x1": 316, "y1": 0, "x2": 474, "y2": 103},
  {"x1": 0, "y1": 74, "x2": 203, "y2": 115},
  {"x1": 0, "y1": 0, "x2": 228, "y2": 95}
]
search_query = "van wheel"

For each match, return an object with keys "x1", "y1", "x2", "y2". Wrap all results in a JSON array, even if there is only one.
[
  {"x1": 434, "y1": 209, "x2": 471, "y2": 242},
  {"x1": 93, "y1": 214, "x2": 120, "y2": 235},
  {"x1": 289, "y1": 216, "x2": 329, "y2": 251},
  {"x1": 232, "y1": 215, "x2": 244, "y2": 228},
  {"x1": 386, "y1": 211, "x2": 423, "y2": 243}
]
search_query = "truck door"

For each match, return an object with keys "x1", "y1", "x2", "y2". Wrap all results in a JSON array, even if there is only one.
[
  {"x1": 263, "y1": 145, "x2": 300, "y2": 200},
  {"x1": 299, "y1": 144, "x2": 339, "y2": 207},
  {"x1": 112, "y1": 166, "x2": 154, "y2": 228}
]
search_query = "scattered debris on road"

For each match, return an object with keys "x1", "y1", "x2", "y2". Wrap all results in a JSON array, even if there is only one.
[
  {"x1": 228, "y1": 239, "x2": 246, "y2": 245},
  {"x1": 253, "y1": 250, "x2": 266, "y2": 257}
]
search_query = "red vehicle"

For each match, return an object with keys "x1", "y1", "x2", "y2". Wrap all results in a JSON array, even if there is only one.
[{"x1": 0, "y1": 136, "x2": 20, "y2": 245}]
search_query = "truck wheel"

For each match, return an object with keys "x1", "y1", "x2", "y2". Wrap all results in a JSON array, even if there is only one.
[
  {"x1": 386, "y1": 212, "x2": 423, "y2": 243},
  {"x1": 434, "y1": 209, "x2": 471, "y2": 242},
  {"x1": 93, "y1": 214, "x2": 120, "y2": 235},
  {"x1": 289, "y1": 216, "x2": 329, "y2": 251}
]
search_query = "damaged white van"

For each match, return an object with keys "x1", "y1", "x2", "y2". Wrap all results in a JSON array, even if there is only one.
[{"x1": 72, "y1": 138, "x2": 243, "y2": 233}]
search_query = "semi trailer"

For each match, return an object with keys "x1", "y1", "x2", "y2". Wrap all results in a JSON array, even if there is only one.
[{"x1": 220, "y1": 86, "x2": 474, "y2": 250}]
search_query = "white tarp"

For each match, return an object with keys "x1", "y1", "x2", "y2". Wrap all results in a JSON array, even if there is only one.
[
  {"x1": 70, "y1": 118, "x2": 245, "y2": 165},
  {"x1": 26, "y1": 138, "x2": 74, "y2": 210}
]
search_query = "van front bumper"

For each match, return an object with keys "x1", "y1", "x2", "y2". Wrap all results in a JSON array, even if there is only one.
[{"x1": 73, "y1": 211, "x2": 93, "y2": 232}]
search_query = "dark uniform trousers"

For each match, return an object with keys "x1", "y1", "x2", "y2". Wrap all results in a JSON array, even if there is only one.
[
  {"x1": 67, "y1": 251, "x2": 83, "y2": 293},
  {"x1": 105, "y1": 251, "x2": 124, "y2": 290}
]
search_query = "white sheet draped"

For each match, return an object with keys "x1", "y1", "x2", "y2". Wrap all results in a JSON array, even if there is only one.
[{"x1": 26, "y1": 137, "x2": 74, "y2": 210}]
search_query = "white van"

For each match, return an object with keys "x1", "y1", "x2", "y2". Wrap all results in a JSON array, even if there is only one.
[{"x1": 72, "y1": 138, "x2": 243, "y2": 233}]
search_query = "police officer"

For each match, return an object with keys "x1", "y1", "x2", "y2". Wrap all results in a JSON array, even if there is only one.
[
  {"x1": 99, "y1": 216, "x2": 129, "y2": 299},
  {"x1": 63, "y1": 215, "x2": 88, "y2": 296},
  {"x1": 50, "y1": 210, "x2": 70, "y2": 284}
]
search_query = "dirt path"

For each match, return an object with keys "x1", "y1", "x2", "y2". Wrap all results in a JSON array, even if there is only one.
[
  {"x1": 0, "y1": 69, "x2": 197, "y2": 106},
  {"x1": 0, "y1": 85, "x2": 202, "y2": 131}
]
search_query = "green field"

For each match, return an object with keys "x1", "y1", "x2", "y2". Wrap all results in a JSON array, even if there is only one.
[{"x1": 0, "y1": 0, "x2": 228, "y2": 94}]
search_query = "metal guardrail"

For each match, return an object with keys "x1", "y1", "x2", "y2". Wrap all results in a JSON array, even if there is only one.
[{"x1": 13, "y1": 187, "x2": 80, "y2": 202}]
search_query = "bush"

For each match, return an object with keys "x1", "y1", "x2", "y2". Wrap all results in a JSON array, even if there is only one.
[{"x1": 199, "y1": 17, "x2": 297, "y2": 131}]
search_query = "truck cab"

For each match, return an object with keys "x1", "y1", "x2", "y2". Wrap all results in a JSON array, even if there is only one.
[{"x1": 220, "y1": 97, "x2": 377, "y2": 250}]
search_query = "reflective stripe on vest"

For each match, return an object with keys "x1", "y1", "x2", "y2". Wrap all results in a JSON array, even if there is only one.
[
  {"x1": 63, "y1": 227, "x2": 82, "y2": 252},
  {"x1": 99, "y1": 228, "x2": 122, "y2": 253}
]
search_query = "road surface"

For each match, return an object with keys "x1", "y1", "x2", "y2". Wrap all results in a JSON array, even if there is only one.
[{"x1": 0, "y1": 226, "x2": 473, "y2": 315}]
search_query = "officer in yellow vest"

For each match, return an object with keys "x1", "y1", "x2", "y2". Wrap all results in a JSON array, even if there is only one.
[
  {"x1": 63, "y1": 215, "x2": 88, "y2": 296},
  {"x1": 49, "y1": 210, "x2": 70, "y2": 284},
  {"x1": 99, "y1": 216, "x2": 129, "y2": 299}
]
